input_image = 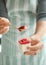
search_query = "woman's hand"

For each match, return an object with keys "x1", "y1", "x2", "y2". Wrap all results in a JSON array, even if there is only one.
[
  {"x1": 24, "y1": 20, "x2": 46, "y2": 55},
  {"x1": 24, "y1": 34, "x2": 43, "y2": 55},
  {"x1": 0, "y1": 17, "x2": 11, "y2": 34}
]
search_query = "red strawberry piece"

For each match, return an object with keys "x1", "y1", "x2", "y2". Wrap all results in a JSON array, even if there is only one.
[
  {"x1": 18, "y1": 25, "x2": 27, "y2": 31},
  {"x1": 18, "y1": 38, "x2": 30, "y2": 44}
]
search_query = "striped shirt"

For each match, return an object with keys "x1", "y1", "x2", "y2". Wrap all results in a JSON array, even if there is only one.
[{"x1": 1, "y1": 0, "x2": 46, "y2": 65}]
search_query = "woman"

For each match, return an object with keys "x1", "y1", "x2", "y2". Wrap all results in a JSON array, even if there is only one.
[{"x1": 1, "y1": 0, "x2": 46, "y2": 65}]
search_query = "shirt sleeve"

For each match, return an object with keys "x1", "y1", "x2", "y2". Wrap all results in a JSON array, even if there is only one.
[
  {"x1": 36, "y1": 0, "x2": 46, "y2": 21},
  {"x1": 0, "y1": 0, "x2": 9, "y2": 19}
]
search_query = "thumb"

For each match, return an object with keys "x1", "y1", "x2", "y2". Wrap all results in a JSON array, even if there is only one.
[{"x1": 30, "y1": 35, "x2": 40, "y2": 46}]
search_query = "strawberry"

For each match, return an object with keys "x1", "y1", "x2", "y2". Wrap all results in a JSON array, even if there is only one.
[
  {"x1": 18, "y1": 38, "x2": 30, "y2": 44},
  {"x1": 18, "y1": 25, "x2": 27, "y2": 32}
]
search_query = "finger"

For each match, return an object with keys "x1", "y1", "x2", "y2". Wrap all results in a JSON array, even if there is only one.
[
  {"x1": 30, "y1": 35, "x2": 41, "y2": 45},
  {"x1": 24, "y1": 48, "x2": 42, "y2": 55},
  {"x1": 24, "y1": 51, "x2": 37, "y2": 55},
  {"x1": 0, "y1": 27, "x2": 9, "y2": 34},
  {"x1": 0, "y1": 17, "x2": 11, "y2": 26},
  {"x1": 30, "y1": 35, "x2": 41, "y2": 42},
  {"x1": 1, "y1": 17, "x2": 9, "y2": 23},
  {"x1": 27, "y1": 41, "x2": 43, "y2": 51},
  {"x1": 34, "y1": 48, "x2": 42, "y2": 55}
]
